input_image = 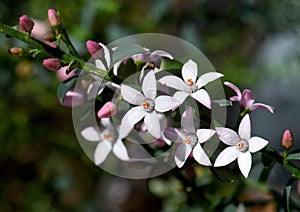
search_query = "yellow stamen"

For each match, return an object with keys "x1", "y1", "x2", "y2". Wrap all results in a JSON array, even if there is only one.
[
  {"x1": 187, "y1": 78, "x2": 194, "y2": 86},
  {"x1": 142, "y1": 101, "x2": 150, "y2": 109}
]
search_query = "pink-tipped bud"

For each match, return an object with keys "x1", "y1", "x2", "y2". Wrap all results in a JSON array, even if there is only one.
[
  {"x1": 282, "y1": 129, "x2": 293, "y2": 148},
  {"x1": 9, "y1": 47, "x2": 23, "y2": 56},
  {"x1": 86, "y1": 40, "x2": 103, "y2": 59},
  {"x1": 19, "y1": 15, "x2": 34, "y2": 33},
  {"x1": 43, "y1": 58, "x2": 63, "y2": 71},
  {"x1": 97, "y1": 102, "x2": 117, "y2": 118},
  {"x1": 48, "y1": 9, "x2": 61, "y2": 27}
]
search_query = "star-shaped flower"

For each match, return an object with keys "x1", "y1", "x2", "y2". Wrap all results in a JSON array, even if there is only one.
[
  {"x1": 224, "y1": 81, "x2": 275, "y2": 113},
  {"x1": 120, "y1": 70, "x2": 179, "y2": 138},
  {"x1": 214, "y1": 114, "x2": 269, "y2": 178},
  {"x1": 172, "y1": 107, "x2": 215, "y2": 168},
  {"x1": 81, "y1": 118, "x2": 129, "y2": 165},
  {"x1": 159, "y1": 59, "x2": 223, "y2": 109}
]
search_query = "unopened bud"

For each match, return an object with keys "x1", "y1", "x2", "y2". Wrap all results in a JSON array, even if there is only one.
[
  {"x1": 19, "y1": 15, "x2": 34, "y2": 33},
  {"x1": 48, "y1": 9, "x2": 61, "y2": 27},
  {"x1": 282, "y1": 129, "x2": 293, "y2": 148},
  {"x1": 42, "y1": 58, "x2": 63, "y2": 71},
  {"x1": 86, "y1": 40, "x2": 103, "y2": 59},
  {"x1": 97, "y1": 102, "x2": 117, "y2": 118},
  {"x1": 9, "y1": 47, "x2": 23, "y2": 56}
]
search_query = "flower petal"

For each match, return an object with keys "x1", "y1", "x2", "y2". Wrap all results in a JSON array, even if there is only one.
[
  {"x1": 248, "y1": 136, "x2": 269, "y2": 153},
  {"x1": 237, "y1": 151, "x2": 252, "y2": 178},
  {"x1": 95, "y1": 59, "x2": 106, "y2": 71},
  {"x1": 224, "y1": 81, "x2": 241, "y2": 100},
  {"x1": 155, "y1": 95, "x2": 179, "y2": 112},
  {"x1": 181, "y1": 107, "x2": 195, "y2": 133},
  {"x1": 240, "y1": 89, "x2": 255, "y2": 108},
  {"x1": 196, "y1": 129, "x2": 215, "y2": 143},
  {"x1": 238, "y1": 114, "x2": 251, "y2": 141},
  {"x1": 162, "y1": 127, "x2": 179, "y2": 145},
  {"x1": 159, "y1": 75, "x2": 187, "y2": 92},
  {"x1": 99, "y1": 42, "x2": 111, "y2": 67},
  {"x1": 144, "y1": 112, "x2": 162, "y2": 138},
  {"x1": 121, "y1": 106, "x2": 146, "y2": 127},
  {"x1": 121, "y1": 85, "x2": 146, "y2": 105},
  {"x1": 190, "y1": 89, "x2": 211, "y2": 109},
  {"x1": 113, "y1": 139, "x2": 129, "y2": 160},
  {"x1": 175, "y1": 143, "x2": 193, "y2": 168},
  {"x1": 150, "y1": 50, "x2": 174, "y2": 60},
  {"x1": 182, "y1": 59, "x2": 198, "y2": 84},
  {"x1": 250, "y1": 103, "x2": 275, "y2": 113},
  {"x1": 87, "y1": 81, "x2": 105, "y2": 100},
  {"x1": 94, "y1": 141, "x2": 112, "y2": 165},
  {"x1": 216, "y1": 127, "x2": 240, "y2": 145},
  {"x1": 113, "y1": 61, "x2": 121, "y2": 76},
  {"x1": 193, "y1": 143, "x2": 212, "y2": 166},
  {"x1": 142, "y1": 70, "x2": 157, "y2": 99},
  {"x1": 173, "y1": 91, "x2": 190, "y2": 105},
  {"x1": 81, "y1": 126, "x2": 101, "y2": 141},
  {"x1": 196, "y1": 72, "x2": 224, "y2": 88},
  {"x1": 214, "y1": 146, "x2": 240, "y2": 167}
]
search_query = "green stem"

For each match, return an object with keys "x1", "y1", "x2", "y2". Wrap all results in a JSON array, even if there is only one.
[
  {"x1": 0, "y1": 22, "x2": 110, "y2": 80},
  {"x1": 60, "y1": 27, "x2": 80, "y2": 57}
]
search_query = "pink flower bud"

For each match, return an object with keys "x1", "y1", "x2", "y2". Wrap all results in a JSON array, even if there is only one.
[
  {"x1": 97, "y1": 102, "x2": 117, "y2": 118},
  {"x1": 42, "y1": 58, "x2": 63, "y2": 71},
  {"x1": 86, "y1": 40, "x2": 103, "y2": 58},
  {"x1": 19, "y1": 15, "x2": 34, "y2": 33},
  {"x1": 48, "y1": 9, "x2": 61, "y2": 27},
  {"x1": 9, "y1": 47, "x2": 23, "y2": 56},
  {"x1": 282, "y1": 129, "x2": 293, "y2": 148}
]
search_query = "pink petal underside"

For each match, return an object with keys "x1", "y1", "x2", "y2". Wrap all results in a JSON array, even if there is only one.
[
  {"x1": 237, "y1": 151, "x2": 252, "y2": 178},
  {"x1": 81, "y1": 126, "x2": 101, "y2": 141},
  {"x1": 196, "y1": 129, "x2": 215, "y2": 143},
  {"x1": 216, "y1": 127, "x2": 240, "y2": 146},
  {"x1": 238, "y1": 114, "x2": 251, "y2": 141},
  {"x1": 155, "y1": 95, "x2": 180, "y2": 112},
  {"x1": 193, "y1": 143, "x2": 212, "y2": 166},
  {"x1": 162, "y1": 127, "x2": 179, "y2": 145},
  {"x1": 250, "y1": 103, "x2": 275, "y2": 113},
  {"x1": 150, "y1": 50, "x2": 174, "y2": 60},
  {"x1": 248, "y1": 136, "x2": 269, "y2": 153},
  {"x1": 62, "y1": 89, "x2": 85, "y2": 107},
  {"x1": 144, "y1": 111, "x2": 162, "y2": 138},
  {"x1": 214, "y1": 146, "x2": 240, "y2": 167},
  {"x1": 121, "y1": 106, "x2": 146, "y2": 127},
  {"x1": 240, "y1": 89, "x2": 255, "y2": 108},
  {"x1": 196, "y1": 72, "x2": 224, "y2": 88},
  {"x1": 190, "y1": 89, "x2": 211, "y2": 109},
  {"x1": 94, "y1": 141, "x2": 112, "y2": 165},
  {"x1": 182, "y1": 59, "x2": 198, "y2": 84},
  {"x1": 175, "y1": 143, "x2": 193, "y2": 168},
  {"x1": 113, "y1": 139, "x2": 129, "y2": 161},
  {"x1": 181, "y1": 107, "x2": 195, "y2": 134},
  {"x1": 224, "y1": 81, "x2": 242, "y2": 100},
  {"x1": 121, "y1": 84, "x2": 146, "y2": 105},
  {"x1": 142, "y1": 70, "x2": 157, "y2": 100},
  {"x1": 173, "y1": 91, "x2": 190, "y2": 105},
  {"x1": 159, "y1": 75, "x2": 187, "y2": 92}
]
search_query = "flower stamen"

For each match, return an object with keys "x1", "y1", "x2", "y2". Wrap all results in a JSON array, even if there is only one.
[
  {"x1": 183, "y1": 134, "x2": 197, "y2": 146},
  {"x1": 187, "y1": 78, "x2": 194, "y2": 86},
  {"x1": 236, "y1": 140, "x2": 249, "y2": 152},
  {"x1": 141, "y1": 99, "x2": 154, "y2": 112}
]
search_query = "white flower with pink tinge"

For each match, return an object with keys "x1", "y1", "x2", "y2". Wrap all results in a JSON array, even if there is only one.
[
  {"x1": 159, "y1": 59, "x2": 223, "y2": 109},
  {"x1": 81, "y1": 118, "x2": 129, "y2": 165},
  {"x1": 120, "y1": 70, "x2": 180, "y2": 138},
  {"x1": 173, "y1": 107, "x2": 215, "y2": 168},
  {"x1": 214, "y1": 114, "x2": 269, "y2": 178}
]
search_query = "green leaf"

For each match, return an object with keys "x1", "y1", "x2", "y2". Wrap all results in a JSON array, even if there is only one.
[
  {"x1": 57, "y1": 76, "x2": 78, "y2": 103},
  {"x1": 286, "y1": 152, "x2": 300, "y2": 161},
  {"x1": 283, "y1": 177, "x2": 296, "y2": 212},
  {"x1": 111, "y1": 44, "x2": 148, "y2": 67},
  {"x1": 212, "y1": 99, "x2": 232, "y2": 107}
]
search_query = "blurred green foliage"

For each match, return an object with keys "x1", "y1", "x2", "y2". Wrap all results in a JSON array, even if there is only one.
[{"x1": 1, "y1": 0, "x2": 300, "y2": 211}]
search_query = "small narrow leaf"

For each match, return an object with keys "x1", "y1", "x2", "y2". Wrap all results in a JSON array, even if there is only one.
[
  {"x1": 283, "y1": 185, "x2": 292, "y2": 212},
  {"x1": 57, "y1": 76, "x2": 78, "y2": 103},
  {"x1": 286, "y1": 152, "x2": 300, "y2": 161},
  {"x1": 212, "y1": 99, "x2": 232, "y2": 107}
]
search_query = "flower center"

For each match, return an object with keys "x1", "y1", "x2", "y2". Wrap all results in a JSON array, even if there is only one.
[
  {"x1": 101, "y1": 129, "x2": 116, "y2": 142},
  {"x1": 236, "y1": 139, "x2": 249, "y2": 152},
  {"x1": 183, "y1": 134, "x2": 198, "y2": 146},
  {"x1": 141, "y1": 99, "x2": 154, "y2": 112},
  {"x1": 186, "y1": 78, "x2": 198, "y2": 93}
]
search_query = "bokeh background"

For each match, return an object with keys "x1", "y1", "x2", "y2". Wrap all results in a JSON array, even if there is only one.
[{"x1": 1, "y1": 0, "x2": 300, "y2": 211}]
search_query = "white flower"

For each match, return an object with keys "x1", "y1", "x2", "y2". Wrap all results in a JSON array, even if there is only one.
[
  {"x1": 173, "y1": 107, "x2": 215, "y2": 168},
  {"x1": 159, "y1": 59, "x2": 223, "y2": 109},
  {"x1": 81, "y1": 118, "x2": 129, "y2": 165},
  {"x1": 214, "y1": 114, "x2": 269, "y2": 178},
  {"x1": 120, "y1": 70, "x2": 179, "y2": 138}
]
